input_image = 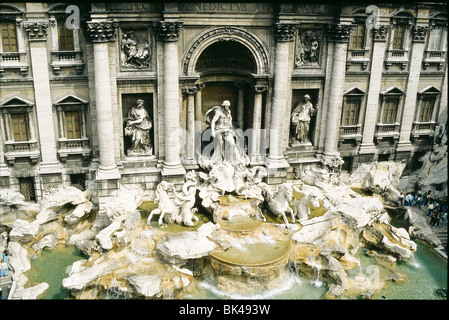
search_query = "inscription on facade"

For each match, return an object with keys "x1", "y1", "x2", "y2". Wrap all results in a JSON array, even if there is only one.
[
  {"x1": 179, "y1": 2, "x2": 274, "y2": 13},
  {"x1": 107, "y1": 2, "x2": 161, "y2": 11}
]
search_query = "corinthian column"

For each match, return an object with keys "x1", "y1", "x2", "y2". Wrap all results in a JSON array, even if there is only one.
[
  {"x1": 182, "y1": 86, "x2": 198, "y2": 164},
  {"x1": 86, "y1": 21, "x2": 120, "y2": 179},
  {"x1": 323, "y1": 24, "x2": 352, "y2": 157},
  {"x1": 251, "y1": 85, "x2": 267, "y2": 163},
  {"x1": 267, "y1": 23, "x2": 297, "y2": 169},
  {"x1": 155, "y1": 21, "x2": 186, "y2": 176}
]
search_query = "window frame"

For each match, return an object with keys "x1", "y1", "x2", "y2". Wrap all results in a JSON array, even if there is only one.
[
  {"x1": 54, "y1": 94, "x2": 91, "y2": 162},
  {"x1": 48, "y1": 5, "x2": 84, "y2": 75},
  {"x1": 0, "y1": 5, "x2": 28, "y2": 77},
  {"x1": 0, "y1": 96, "x2": 39, "y2": 165}
]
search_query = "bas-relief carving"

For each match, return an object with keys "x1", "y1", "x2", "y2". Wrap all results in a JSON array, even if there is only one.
[
  {"x1": 120, "y1": 30, "x2": 151, "y2": 69},
  {"x1": 295, "y1": 29, "x2": 323, "y2": 68}
]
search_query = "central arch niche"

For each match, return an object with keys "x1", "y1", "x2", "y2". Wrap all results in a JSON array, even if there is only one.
[{"x1": 195, "y1": 40, "x2": 257, "y2": 74}]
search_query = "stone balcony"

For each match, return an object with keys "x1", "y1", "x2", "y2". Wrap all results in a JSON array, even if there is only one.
[
  {"x1": 0, "y1": 52, "x2": 29, "y2": 77},
  {"x1": 57, "y1": 137, "x2": 91, "y2": 162},
  {"x1": 4, "y1": 140, "x2": 40, "y2": 165}
]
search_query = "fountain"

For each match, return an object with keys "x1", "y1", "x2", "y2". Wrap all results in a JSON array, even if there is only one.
[{"x1": 1, "y1": 100, "x2": 445, "y2": 300}]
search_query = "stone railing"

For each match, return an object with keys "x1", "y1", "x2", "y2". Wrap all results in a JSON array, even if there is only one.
[
  {"x1": 338, "y1": 124, "x2": 362, "y2": 142},
  {"x1": 4, "y1": 140, "x2": 40, "y2": 165},
  {"x1": 411, "y1": 121, "x2": 436, "y2": 139},
  {"x1": 50, "y1": 50, "x2": 84, "y2": 75},
  {"x1": 375, "y1": 123, "x2": 400, "y2": 141},
  {"x1": 0, "y1": 52, "x2": 28, "y2": 77},
  {"x1": 57, "y1": 137, "x2": 91, "y2": 161},
  {"x1": 422, "y1": 50, "x2": 446, "y2": 70}
]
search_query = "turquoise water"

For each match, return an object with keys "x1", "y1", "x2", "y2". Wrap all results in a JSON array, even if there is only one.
[
  {"x1": 26, "y1": 245, "x2": 87, "y2": 299},
  {"x1": 25, "y1": 236, "x2": 446, "y2": 300}
]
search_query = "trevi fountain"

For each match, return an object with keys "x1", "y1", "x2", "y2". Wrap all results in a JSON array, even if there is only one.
[{"x1": 0, "y1": 100, "x2": 447, "y2": 301}]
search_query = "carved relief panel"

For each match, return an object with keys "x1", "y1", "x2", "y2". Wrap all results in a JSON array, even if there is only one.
[
  {"x1": 119, "y1": 28, "x2": 152, "y2": 70},
  {"x1": 294, "y1": 28, "x2": 324, "y2": 68}
]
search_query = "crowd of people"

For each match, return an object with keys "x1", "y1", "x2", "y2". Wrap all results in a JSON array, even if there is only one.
[{"x1": 399, "y1": 189, "x2": 448, "y2": 228}]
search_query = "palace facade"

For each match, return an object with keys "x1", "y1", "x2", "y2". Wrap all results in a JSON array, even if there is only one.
[{"x1": 0, "y1": 2, "x2": 447, "y2": 210}]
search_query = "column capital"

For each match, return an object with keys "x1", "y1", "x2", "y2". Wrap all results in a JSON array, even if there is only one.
[
  {"x1": 372, "y1": 25, "x2": 391, "y2": 42},
  {"x1": 195, "y1": 82, "x2": 206, "y2": 91},
  {"x1": 154, "y1": 21, "x2": 183, "y2": 41},
  {"x1": 327, "y1": 24, "x2": 353, "y2": 43},
  {"x1": 412, "y1": 25, "x2": 430, "y2": 42},
  {"x1": 182, "y1": 86, "x2": 198, "y2": 95},
  {"x1": 253, "y1": 85, "x2": 268, "y2": 93},
  {"x1": 24, "y1": 22, "x2": 48, "y2": 41},
  {"x1": 274, "y1": 23, "x2": 298, "y2": 42},
  {"x1": 85, "y1": 21, "x2": 118, "y2": 43}
]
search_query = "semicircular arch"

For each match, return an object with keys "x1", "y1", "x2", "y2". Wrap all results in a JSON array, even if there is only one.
[{"x1": 182, "y1": 26, "x2": 270, "y2": 76}]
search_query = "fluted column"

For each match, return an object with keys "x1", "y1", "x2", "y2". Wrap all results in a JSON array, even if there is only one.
[
  {"x1": 267, "y1": 23, "x2": 297, "y2": 169},
  {"x1": 182, "y1": 86, "x2": 198, "y2": 164},
  {"x1": 251, "y1": 85, "x2": 267, "y2": 163},
  {"x1": 235, "y1": 82, "x2": 245, "y2": 129},
  {"x1": 323, "y1": 24, "x2": 352, "y2": 157},
  {"x1": 397, "y1": 25, "x2": 430, "y2": 153},
  {"x1": 360, "y1": 25, "x2": 391, "y2": 155},
  {"x1": 25, "y1": 21, "x2": 61, "y2": 173},
  {"x1": 155, "y1": 21, "x2": 186, "y2": 176},
  {"x1": 86, "y1": 21, "x2": 120, "y2": 179}
]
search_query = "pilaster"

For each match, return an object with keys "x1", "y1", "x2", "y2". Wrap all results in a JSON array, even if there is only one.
[
  {"x1": 25, "y1": 21, "x2": 61, "y2": 175},
  {"x1": 359, "y1": 25, "x2": 391, "y2": 157}
]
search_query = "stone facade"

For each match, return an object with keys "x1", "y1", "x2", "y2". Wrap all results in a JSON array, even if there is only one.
[{"x1": 0, "y1": 2, "x2": 447, "y2": 208}]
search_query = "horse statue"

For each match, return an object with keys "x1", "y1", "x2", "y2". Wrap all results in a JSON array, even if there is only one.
[
  {"x1": 291, "y1": 186, "x2": 321, "y2": 221},
  {"x1": 264, "y1": 183, "x2": 295, "y2": 228},
  {"x1": 173, "y1": 171, "x2": 199, "y2": 227},
  {"x1": 147, "y1": 181, "x2": 179, "y2": 225}
]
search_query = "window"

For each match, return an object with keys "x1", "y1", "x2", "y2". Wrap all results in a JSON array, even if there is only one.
[
  {"x1": 428, "y1": 25, "x2": 443, "y2": 51},
  {"x1": 57, "y1": 19, "x2": 74, "y2": 51},
  {"x1": 342, "y1": 98, "x2": 360, "y2": 126},
  {"x1": 18, "y1": 177, "x2": 36, "y2": 201},
  {"x1": 382, "y1": 98, "x2": 399, "y2": 124},
  {"x1": 1, "y1": 96, "x2": 39, "y2": 165},
  {"x1": 0, "y1": 21, "x2": 18, "y2": 52},
  {"x1": 54, "y1": 94, "x2": 91, "y2": 161},
  {"x1": 392, "y1": 23, "x2": 406, "y2": 50},
  {"x1": 350, "y1": 24, "x2": 366, "y2": 49},
  {"x1": 418, "y1": 97, "x2": 435, "y2": 122},
  {"x1": 11, "y1": 112, "x2": 29, "y2": 141},
  {"x1": 64, "y1": 110, "x2": 81, "y2": 139}
]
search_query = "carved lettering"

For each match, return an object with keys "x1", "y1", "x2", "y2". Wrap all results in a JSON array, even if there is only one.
[
  {"x1": 180, "y1": 3, "x2": 272, "y2": 13},
  {"x1": 107, "y1": 2, "x2": 160, "y2": 12}
]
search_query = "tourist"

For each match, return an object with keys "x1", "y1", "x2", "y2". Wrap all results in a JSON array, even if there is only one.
[
  {"x1": 413, "y1": 195, "x2": 422, "y2": 210},
  {"x1": 427, "y1": 201, "x2": 435, "y2": 216},
  {"x1": 430, "y1": 210, "x2": 440, "y2": 228},
  {"x1": 399, "y1": 192, "x2": 404, "y2": 206},
  {"x1": 441, "y1": 211, "x2": 447, "y2": 228},
  {"x1": 0, "y1": 259, "x2": 8, "y2": 277}
]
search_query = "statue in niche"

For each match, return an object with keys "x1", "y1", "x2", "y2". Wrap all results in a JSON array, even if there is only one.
[
  {"x1": 291, "y1": 94, "x2": 316, "y2": 145},
  {"x1": 124, "y1": 99, "x2": 153, "y2": 156},
  {"x1": 202, "y1": 100, "x2": 248, "y2": 168},
  {"x1": 295, "y1": 30, "x2": 321, "y2": 67},
  {"x1": 120, "y1": 31, "x2": 151, "y2": 69}
]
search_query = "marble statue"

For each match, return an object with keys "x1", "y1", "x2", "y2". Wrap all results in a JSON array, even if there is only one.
[
  {"x1": 147, "y1": 181, "x2": 178, "y2": 225},
  {"x1": 124, "y1": 99, "x2": 153, "y2": 156},
  {"x1": 147, "y1": 173, "x2": 200, "y2": 227},
  {"x1": 291, "y1": 94, "x2": 316, "y2": 145},
  {"x1": 202, "y1": 100, "x2": 247, "y2": 167},
  {"x1": 264, "y1": 183, "x2": 295, "y2": 228},
  {"x1": 121, "y1": 31, "x2": 151, "y2": 69},
  {"x1": 173, "y1": 171, "x2": 200, "y2": 227},
  {"x1": 291, "y1": 185, "x2": 321, "y2": 221}
]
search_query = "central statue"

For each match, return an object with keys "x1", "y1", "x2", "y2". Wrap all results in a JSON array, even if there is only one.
[{"x1": 202, "y1": 100, "x2": 247, "y2": 167}]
